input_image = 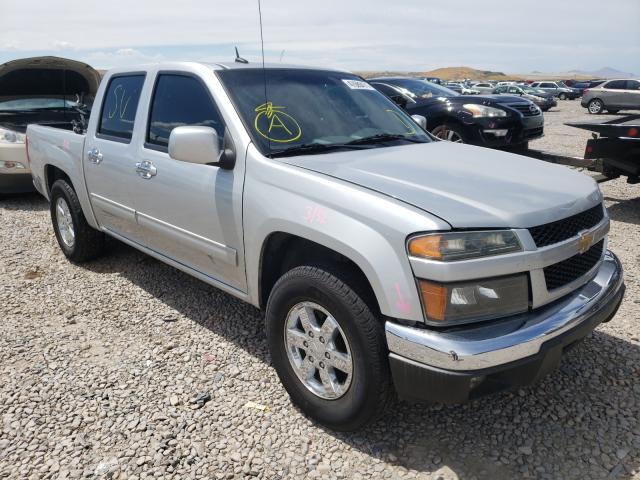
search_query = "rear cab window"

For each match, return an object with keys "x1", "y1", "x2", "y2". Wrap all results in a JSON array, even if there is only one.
[
  {"x1": 97, "y1": 74, "x2": 145, "y2": 142},
  {"x1": 145, "y1": 73, "x2": 225, "y2": 152}
]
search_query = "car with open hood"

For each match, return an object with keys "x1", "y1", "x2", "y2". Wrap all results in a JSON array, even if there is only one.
[{"x1": 0, "y1": 56, "x2": 100, "y2": 194}]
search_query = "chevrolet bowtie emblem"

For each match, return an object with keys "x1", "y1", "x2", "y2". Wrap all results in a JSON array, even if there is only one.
[{"x1": 578, "y1": 231, "x2": 594, "y2": 254}]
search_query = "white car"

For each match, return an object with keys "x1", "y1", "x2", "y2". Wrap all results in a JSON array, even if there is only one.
[{"x1": 0, "y1": 56, "x2": 99, "y2": 195}]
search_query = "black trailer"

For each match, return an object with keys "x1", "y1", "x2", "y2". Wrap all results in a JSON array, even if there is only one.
[{"x1": 566, "y1": 115, "x2": 640, "y2": 184}]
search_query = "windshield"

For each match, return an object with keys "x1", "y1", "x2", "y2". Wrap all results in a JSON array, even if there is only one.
[
  {"x1": 218, "y1": 69, "x2": 430, "y2": 157},
  {"x1": 521, "y1": 87, "x2": 542, "y2": 95},
  {"x1": 383, "y1": 79, "x2": 459, "y2": 99},
  {"x1": 0, "y1": 98, "x2": 82, "y2": 112}
]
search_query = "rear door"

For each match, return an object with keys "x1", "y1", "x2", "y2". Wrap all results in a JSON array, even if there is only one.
[
  {"x1": 84, "y1": 74, "x2": 145, "y2": 238},
  {"x1": 130, "y1": 71, "x2": 247, "y2": 292},
  {"x1": 623, "y1": 80, "x2": 640, "y2": 108}
]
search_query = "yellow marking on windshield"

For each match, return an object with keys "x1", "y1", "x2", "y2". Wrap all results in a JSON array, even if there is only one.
[
  {"x1": 385, "y1": 109, "x2": 417, "y2": 136},
  {"x1": 254, "y1": 102, "x2": 302, "y2": 143}
]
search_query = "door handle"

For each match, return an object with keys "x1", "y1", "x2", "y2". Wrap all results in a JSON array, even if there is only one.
[
  {"x1": 135, "y1": 160, "x2": 157, "y2": 179},
  {"x1": 87, "y1": 147, "x2": 103, "y2": 164}
]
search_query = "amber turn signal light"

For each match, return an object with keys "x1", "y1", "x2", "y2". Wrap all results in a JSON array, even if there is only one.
[{"x1": 408, "y1": 235, "x2": 443, "y2": 259}]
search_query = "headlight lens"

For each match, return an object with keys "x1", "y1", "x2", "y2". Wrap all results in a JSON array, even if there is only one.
[
  {"x1": 418, "y1": 274, "x2": 529, "y2": 324},
  {"x1": 463, "y1": 104, "x2": 508, "y2": 118},
  {"x1": 408, "y1": 231, "x2": 522, "y2": 261},
  {"x1": 0, "y1": 127, "x2": 25, "y2": 144}
]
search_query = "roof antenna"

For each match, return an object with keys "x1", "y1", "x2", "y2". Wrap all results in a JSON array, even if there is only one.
[
  {"x1": 235, "y1": 46, "x2": 248, "y2": 64},
  {"x1": 257, "y1": 0, "x2": 270, "y2": 154}
]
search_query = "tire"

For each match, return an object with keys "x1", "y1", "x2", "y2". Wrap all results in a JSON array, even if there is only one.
[
  {"x1": 607, "y1": 109, "x2": 619, "y2": 114},
  {"x1": 50, "y1": 179, "x2": 105, "y2": 262},
  {"x1": 431, "y1": 123, "x2": 466, "y2": 143},
  {"x1": 266, "y1": 265, "x2": 391, "y2": 431},
  {"x1": 588, "y1": 99, "x2": 604, "y2": 114},
  {"x1": 559, "y1": 93, "x2": 567, "y2": 100}
]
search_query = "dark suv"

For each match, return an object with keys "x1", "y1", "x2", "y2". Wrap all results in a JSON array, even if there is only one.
[{"x1": 369, "y1": 77, "x2": 543, "y2": 150}]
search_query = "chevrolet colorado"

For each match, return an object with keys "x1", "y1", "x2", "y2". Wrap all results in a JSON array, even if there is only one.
[{"x1": 27, "y1": 62, "x2": 625, "y2": 430}]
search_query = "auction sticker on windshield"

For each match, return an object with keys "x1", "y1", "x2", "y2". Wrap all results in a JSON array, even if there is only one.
[{"x1": 342, "y1": 79, "x2": 375, "y2": 91}]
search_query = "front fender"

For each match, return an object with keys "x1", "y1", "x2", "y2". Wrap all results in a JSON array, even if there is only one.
[{"x1": 243, "y1": 147, "x2": 450, "y2": 322}]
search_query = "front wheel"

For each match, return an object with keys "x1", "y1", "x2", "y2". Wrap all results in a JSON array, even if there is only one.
[
  {"x1": 266, "y1": 265, "x2": 391, "y2": 431},
  {"x1": 559, "y1": 93, "x2": 567, "y2": 100},
  {"x1": 50, "y1": 179, "x2": 105, "y2": 262},
  {"x1": 431, "y1": 124, "x2": 466, "y2": 143},
  {"x1": 588, "y1": 99, "x2": 604, "y2": 114}
]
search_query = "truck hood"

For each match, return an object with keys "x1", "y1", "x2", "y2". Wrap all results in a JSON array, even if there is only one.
[{"x1": 280, "y1": 142, "x2": 602, "y2": 229}]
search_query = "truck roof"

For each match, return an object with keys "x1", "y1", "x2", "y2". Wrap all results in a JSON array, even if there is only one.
[{"x1": 103, "y1": 61, "x2": 350, "y2": 75}]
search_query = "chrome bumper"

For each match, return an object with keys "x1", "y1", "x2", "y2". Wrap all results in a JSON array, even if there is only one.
[{"x1": 386, "y1": 251, "x2": 624, "y2": 372}]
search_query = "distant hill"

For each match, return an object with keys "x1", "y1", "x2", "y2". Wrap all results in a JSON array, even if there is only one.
[
  {"x1": 358, "y1": 66, "x2": 520, "y2": 81},
  {"x1": 567, "y1": 67, "x2": 637, "y2": 79}
]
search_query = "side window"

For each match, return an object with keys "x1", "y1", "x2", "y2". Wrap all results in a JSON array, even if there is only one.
[
  {"x1": 604, "y1": 80, "x2": 626, "y2": 90},
  {"x1": 507, "y1": 87, "x2": 518, "y2": 93},
  {"x1": 98, "y1": 75, "x2": 145, "y2": 141},
  {"x1": 625, "y1": 80, "x2": 640, "y2": 90},
  {"x1": 147, "y1": 74, "x2": 225, "y2": 150},
  {"x1": 371, "y1": 83, "x2": 399, "y2": 97}
]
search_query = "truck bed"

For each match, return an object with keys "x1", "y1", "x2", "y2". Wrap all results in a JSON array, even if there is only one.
[{"x1": 26, "y1": 124, "x2": 86, "y2": 199}]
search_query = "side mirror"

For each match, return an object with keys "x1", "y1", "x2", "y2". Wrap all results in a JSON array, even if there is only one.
[
  {"x1": 411, "y1": 115, "x2": 427, "y2": 130},
  {"x1": 169, "y1": 126, "x2": 235, "y2": 169}
]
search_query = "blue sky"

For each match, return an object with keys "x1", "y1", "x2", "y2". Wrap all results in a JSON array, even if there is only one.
[{"x1": 1, "y1": 0, "x2": 639, "y2": 74}]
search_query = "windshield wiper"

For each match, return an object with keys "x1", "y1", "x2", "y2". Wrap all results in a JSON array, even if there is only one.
[
  {"x1": 345, "y1": 133, "x2": 427, "y2": 145},
  {"x1": 270, "y1": 142, "x2": 371, "y2": 158}
]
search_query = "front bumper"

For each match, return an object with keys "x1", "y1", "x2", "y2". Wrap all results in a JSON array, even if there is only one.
[
  {"x1": 0, "y1": 142, "x2": 33, "y2": 193},
  {"x1": 386, "y1": 251, "x2": 624, "y2": 403}
]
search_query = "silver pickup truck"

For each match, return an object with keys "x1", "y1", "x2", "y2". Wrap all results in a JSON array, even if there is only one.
[{"x1": 27, "y1": 62, "x2": 625, "y2": 431}]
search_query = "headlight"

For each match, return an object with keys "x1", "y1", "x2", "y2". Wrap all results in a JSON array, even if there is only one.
[
  {"x1": 408, "y1": 231, "x2": 522, "y2": 261},
  {"x1": 0, "y1": 127, "x2": 25, "y2": 144},
  {"x1": 463, "y1": 104, "x2": 508, "y2": 118},
  {"x1": 418, "y1": 274, "x2": 529, "y2": 325}
]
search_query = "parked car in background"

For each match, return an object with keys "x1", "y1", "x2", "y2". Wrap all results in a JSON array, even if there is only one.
[
  {"x1": 0, "y1": 56, "x2": 100, "y2": 195},
  {"x1": 421, "y1": 77, "x2": 443, "y2": 85},
  {"x1": 27, "y1": 61, "x2": 624, "y2": 430},
  {"x1": 445, "y1": 82, "x2": 479, "y2": 95},
  {"x1": 471, "y1": 82, "x2": 496, "y2": 94},
  {"x1": 581, "y1": 79, "x2": 640, "y2": 114},
  {"x1": 530, "y1": 81, "x2": 581, "y2": 100},
  {"x1": 493, "y1": 85, "x2": 558, "y2": 111},
  {"x1": 370, "y1": 77, "x2": 543, "y2": 149}
]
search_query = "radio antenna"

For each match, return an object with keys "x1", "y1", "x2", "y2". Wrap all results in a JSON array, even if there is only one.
[
  {"x1": 234, "y1": 47, "x2": 248, "y2": 64},
  {"x1": 257, "y1": 0, "x2": 270, "y2": 153}
]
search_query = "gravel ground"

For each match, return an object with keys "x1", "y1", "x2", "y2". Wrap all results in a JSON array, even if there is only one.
[{"x1": 1, "y1": 101, "x2": 639, "y2": 479}]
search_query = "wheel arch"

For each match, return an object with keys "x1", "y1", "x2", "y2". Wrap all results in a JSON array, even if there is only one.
[{"x1": 258, "y1": 232, "x2": 381, "y2": 315}]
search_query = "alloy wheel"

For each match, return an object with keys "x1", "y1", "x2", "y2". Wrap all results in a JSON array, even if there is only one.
[
  {"x1": 284, "y1": 301, "x2": 353, "y2": 400},
  {"x1": 433, "y1": 126, "x2": 464, "y2": 143},
  {"x1": 55, "y1": 197, "x2": 75, "y2": 248}
]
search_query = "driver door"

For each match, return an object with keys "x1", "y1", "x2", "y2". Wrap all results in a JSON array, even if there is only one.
[{"x1": 130, "y1": 72, "x2": 247, "y2": 292}]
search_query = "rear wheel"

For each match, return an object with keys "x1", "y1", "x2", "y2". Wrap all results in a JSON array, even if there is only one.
[
  {"x1": 431, "y1": 124, "x2": 466, "y2": 143},
  {"x1": 50, "y1": 179, "x2": 105, "y2": 262},
  {"x1": 266, "y1": 265, "x2": 391, "y2": 431},
  {"x1": 588, "y1": 99, "x2": 604, "y2": 114}
]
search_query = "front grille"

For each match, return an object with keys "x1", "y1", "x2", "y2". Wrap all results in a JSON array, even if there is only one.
[
  {"x1": 544, "y1": 240, "x2": 604, "y2": 290},
  {"x1": 529, "y1": 204, "x2": 604, "y2": 248},
  {"x1": 523, "y1": 127, "x2": 544, "y2": 139},
  {"x1": 509, "y1": 103, "x2": 541, "y2": 116}
]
